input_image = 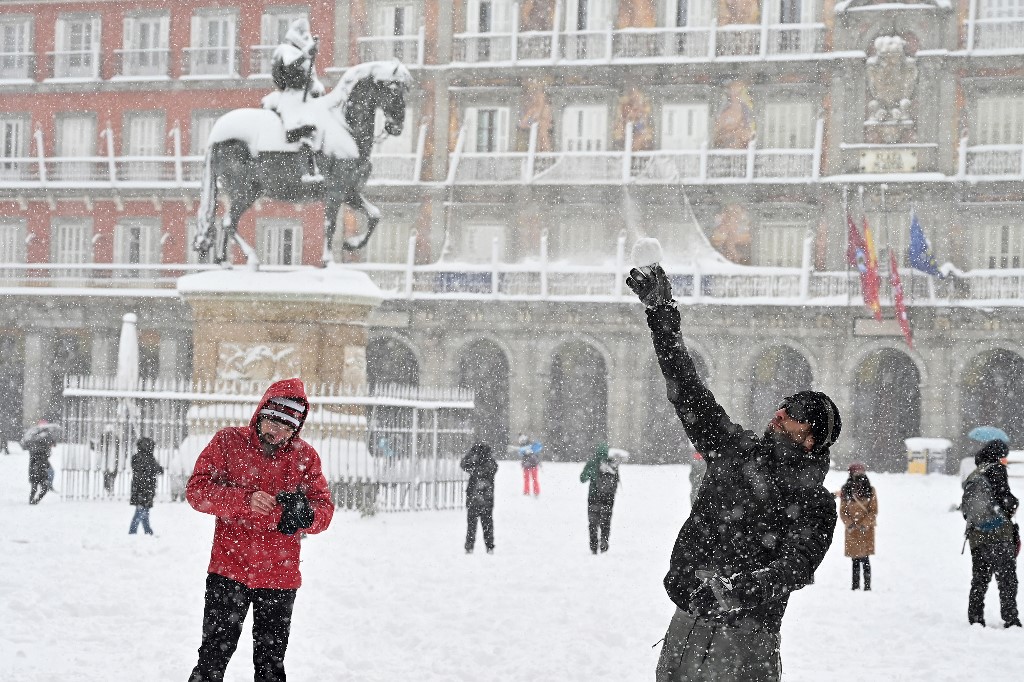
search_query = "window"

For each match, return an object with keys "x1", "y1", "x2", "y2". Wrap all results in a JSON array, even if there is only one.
[
  {"x1": 124, "y1": 112, "x2": 165, "y2": 181},
  {"x1": 121, "y1": 14, "x2": 169, "y2": 77},
  {"x1": 258, "y1": 9, "x2": 309, "y2": 74},
  {"x1": 51, "y1": 219, "x2": 93, "y2": 279},
  {"x1": 259, "y1": 219, "x2": 302, "y2": 265},
  {"x1": 189, "y1": 13, "x2": 236, "y2": 77},
  {"x1": 667, "y1": 0, "x2": 714, "y2": 26},
  {"x1": 54, "y1": 15, "x2": 100, "y2": 79},
  {"x1": 190, "y1": 111, "x2": 225, "y2": 155},
  {"x1": 975, "y1": 223, "x2": 1024, "y2": 269},
  {"x1": 365, "y1": 208, "x2": 414, "y2": 263},
  {"x1": 373, "y1": 108, "x2": 415, "y2": 154},
  {"x1": 975, "y1": 97, "x2": 1024, "y2": 145},
  {"x1": 567, "y1": 0, "x2": 611, "y2": 30},
  {"x1": 374, "y1": 4, "x2": 416, "y2": 61},
  {"x1": 561, "y1": 105, "x2": 607, "y2": 151},
  {"x1": 661, "y1": 104, "x2": 708, "y2": 149},
  {"x1": 460, "y1": 223, "x2": 505, "y2": 263},
  {"x1": 979, "y1": 0, "x2": 1024, "y2": 19},
  {"x1": 0, "y1": 219, "x2": 26, "y2": 275},
  {"x1": 761, "y1": 102, "x2": 814, "y2": 148},
  {"x1": 56, "y1": 115, "x2": 96, "y2": 181},
  {"x1": 467, "y1": 0, "x2": 513, "y2": 32},
  {"x1": 113, "y1": 219, "x2": 160, "y2": 278},
  {"x1": 464, "y1": 107, "x2": 510, "y2": 153},
  {"x1": 550, "y1": 219, "x2": 603, "y2": 261},
  {"x1": 0, "y1": 16, "x2": 32, "y2": 80},
  {"x1": 757, "y1": 220, "x2": 808, "y2": 267},
  {"x1": 0, "y1": 116, "x2": 27, "y2": 179}
]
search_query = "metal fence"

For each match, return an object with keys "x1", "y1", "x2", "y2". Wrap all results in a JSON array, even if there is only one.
[{"x1": 59, "y1": 376, "x2": 475, "y2": 513}]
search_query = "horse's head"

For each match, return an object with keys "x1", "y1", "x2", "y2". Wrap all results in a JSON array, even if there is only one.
[{"x1": 372, "y1": 62, "x2": 413, "y2": 137}]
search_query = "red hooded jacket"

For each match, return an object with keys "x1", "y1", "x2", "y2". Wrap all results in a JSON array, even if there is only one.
[{"x1": 186, "y1": 378, "x2": 334, "y2": 589}]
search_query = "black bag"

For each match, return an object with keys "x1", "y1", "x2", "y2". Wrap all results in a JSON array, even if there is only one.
[{"x1": 962, "y1": 465, "x2": 1006, "y2": 533}]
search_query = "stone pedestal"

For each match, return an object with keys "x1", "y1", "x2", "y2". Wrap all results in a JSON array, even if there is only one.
[{"x1": 177, "y1": 267, "x2": 384, "y2": 386}]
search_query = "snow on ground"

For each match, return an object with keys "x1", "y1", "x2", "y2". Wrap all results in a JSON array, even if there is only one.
[{"x1": 2, "y1": 450, "x2": 1023, "y2": 681}]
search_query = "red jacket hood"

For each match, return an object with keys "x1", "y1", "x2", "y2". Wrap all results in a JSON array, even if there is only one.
[{"x1": 249, "y1": 378, "x2": 310, "y2": 438}]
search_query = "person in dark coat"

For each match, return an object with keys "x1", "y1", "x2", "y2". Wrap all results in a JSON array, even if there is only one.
[
  {"x1": 628, "y1": 264, "x2": 840, "y2": 682},
  {"x1": 22, "y1": 420, "x2": 57, "y2": 505},
  {"x1": 580, "y1": 443, "x2": 621, "y2": 554},
  {"x1": 129, "y1": 437, "x2": 164, "y2": 535},
  {"x1": 838, "y1": 462, "x2": 877, "y2": 591},
  {"x1": 964, "y1": 439, "x2": 1020, "y2": 628},
  {"x1": 461, "y1": 442, "x2": 498, "y2": 554}
]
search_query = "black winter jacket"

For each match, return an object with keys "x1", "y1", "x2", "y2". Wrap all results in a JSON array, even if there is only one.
[
  {"x1": 646, "y1": 303, "x2": 837, "y2": 632},
  {"x1": 130, "y1": 449, "x2": 165, "y2": 508},
  {"x1": 461, "y1": 444, "x2": 498, "y2": 510}
]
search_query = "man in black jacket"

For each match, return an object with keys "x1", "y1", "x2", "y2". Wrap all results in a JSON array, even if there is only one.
[
  {"x1": 461, "y1": 442, "x2": 498, "y2": 554},
  {"x1": 627, "y1": 264, "x2": 840, "y2": 682},
  {"x1": 964, "y1": 439, "x2": 1020, "y2": 628}
]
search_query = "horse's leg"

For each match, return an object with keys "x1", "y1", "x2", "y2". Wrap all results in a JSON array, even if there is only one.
[
  {"x1": 218, "y1": 187, "x2": 259, "y2": 267},
  {"x1": 342, "y1": 193, "x2": 382, "y2": 251},
  {"x1": 321, "y1": 193, "x2": 345, "y2": 267}
]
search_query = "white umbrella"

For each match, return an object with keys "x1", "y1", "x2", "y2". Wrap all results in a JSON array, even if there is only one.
[
  {"x1": 116, "y1": 313, "x2": 139, "y2": 390},
  {"x1": 110, "y1": 313, "x2": 140, "y2": 493}
]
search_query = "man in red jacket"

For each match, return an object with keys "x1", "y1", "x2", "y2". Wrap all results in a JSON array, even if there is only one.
[{"x1": 186, "y1": 378, "x2": 334, "y2": 682}]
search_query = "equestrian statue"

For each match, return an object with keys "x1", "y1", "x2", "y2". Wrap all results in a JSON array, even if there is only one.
[{"x1": 193, "y1": 19, "x2": 414, "y2": 266}]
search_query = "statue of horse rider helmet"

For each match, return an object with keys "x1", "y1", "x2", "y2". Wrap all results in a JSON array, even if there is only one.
[{"x1": 263, "y1": 18, "x2": 326, "y2": 183}]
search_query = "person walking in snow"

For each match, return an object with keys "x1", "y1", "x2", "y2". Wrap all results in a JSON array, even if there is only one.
[
  {"x1": 627, "y1": 264, "x2": 840, "y2": 682},
  {"x1": 129, "y1": 436, "x2": 164, "y2": 536},
  {"x1": 518, "y1": 434, "x2": 542, "y2": 496},
  {"x1": 838, "y1": 462, "x2": 877, "y2": 591},
  {"x1": 263, "y1": 18, "x2": 326, "y2": 182},
  {"x1": 962, "y1": 439, "x2": 1020, "y2": 628},
  {"x1": 461, "y1": 442, "x2": 498, "y2": 554},
  {"x1": 580, "y1": 443, "x2": 622, "y2": 554},
  {"x1": 185, "y1": 378, "x2": 334, "y2": 682},
  {"x1": 22, "y1": 419, "x2": 57, "y2": 504}
]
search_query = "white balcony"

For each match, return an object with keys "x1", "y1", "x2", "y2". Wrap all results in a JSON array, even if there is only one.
[
  {"x1": 181, "y1": 46, "x2": 237, "y2": 78},
  {"x1": 966, "y1": 17, "x2": 1024, "y2": 52},
  {"x1": 0, "y1": 51, "x2": 34, "y2": 80},
  {"x1": 357, "y1": 29, "x2": 425, "y2": 66},
  {"x1": 47, "y1": 49, "x2": 100, "y2": 80},
  {"x1": 114, "y1": 48, "x2": 170, "y2": 79}
]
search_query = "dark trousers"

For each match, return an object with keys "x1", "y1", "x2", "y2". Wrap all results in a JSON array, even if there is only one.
[
  {"x1": 969, "y1": 540, "x2": 1019, "y2": 624},
  {"x1": 465, "y1": 505, "x2": 494, "y2": 551},
  {"x1": 29, "y1": 479, "x2": 49, "y2": 504},
  {"x1": 851, "y1": 557, "x2": 871, "y2": 590},
  {"x1": 188, "y1": 573, "x2": 297, "y2": 682},
  {"x1": 588, "y1": 501, "x2": 614, "y2": 553}
]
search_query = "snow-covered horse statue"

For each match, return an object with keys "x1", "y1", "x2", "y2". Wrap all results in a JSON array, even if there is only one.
[{"x1": 193, "y1": 60, "x2": 414, "y2": 265}]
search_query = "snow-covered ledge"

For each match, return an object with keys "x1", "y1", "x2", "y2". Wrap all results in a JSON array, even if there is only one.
[{"x1": 176, "y1": 265, "x2": 384, "y2": 307}]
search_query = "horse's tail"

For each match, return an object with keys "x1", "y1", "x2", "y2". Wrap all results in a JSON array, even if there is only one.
[{"x1": 194, "y1": 145, "x2": 219, "y2": 258}]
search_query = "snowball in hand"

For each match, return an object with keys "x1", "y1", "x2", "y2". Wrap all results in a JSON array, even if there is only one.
[{"x1": 631, "y1": 238, "x2": 663, "y2": 267}]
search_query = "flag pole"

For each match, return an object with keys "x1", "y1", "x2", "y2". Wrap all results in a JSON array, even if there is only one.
[
  {"x1": 881, "y1": 182, "x2": 888, "y2": 305},
  {"x1": 843, "y1": 185, "x2": 851, "y2": 306}
]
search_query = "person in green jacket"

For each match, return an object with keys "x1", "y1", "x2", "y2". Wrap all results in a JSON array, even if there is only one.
[{"x1": 580, "y1": 443, "x2": 622, "y2": 554}]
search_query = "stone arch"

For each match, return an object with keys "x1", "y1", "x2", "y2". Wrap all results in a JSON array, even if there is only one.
[
  {"x1": 747, "y1": 344, "x2": 813, "y2": 426},
  {"x1": 640, "y1": 349, "x2": 710, "y2": 463},
  {"x1": 851, "y1": 348, "x2": 922, "y2": 472},
  {"x1": 366, "y1": 335, "x2": 420, "y2": 388},
  {"x1": 457, "y1": 338, "x2": 511, "y2": 456},
  {"x1": 960, "y1": 348, "x2": 1024, "y2": 452},
  {"x1": 547, "y1": 340, "x2": 608, "y2": 462}
]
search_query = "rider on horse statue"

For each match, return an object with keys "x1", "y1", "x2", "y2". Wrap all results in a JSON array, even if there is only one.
[{"x1": 263, "y1": 18, "x2": 325, "y2": 183}]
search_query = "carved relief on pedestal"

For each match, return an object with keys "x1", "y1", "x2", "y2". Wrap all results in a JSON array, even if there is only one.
[
  {"x1": 864, "y1": 35, "x2": 918, "y2": 144},
  {"x1": 217, "y1": 343, "x2": 301, "y2": 382}
]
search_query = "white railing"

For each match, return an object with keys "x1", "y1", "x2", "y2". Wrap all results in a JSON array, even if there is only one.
[
  {"x1": 449, "y1": 125, "x2": 823, "y2": 185},
  {"x1": 958, "y1": 138, "x2": 1024, "y2": 178},
  {"x1": 114, "y1": 48, "x2": 170, "y2": 78},
  {"x1": 357, "y1": 28, "x2": 426, "y2": 66},
  {"x1": 47, "y1": 49, "x2": 100, "y2": 79},
  {"x1": 965, "y1": 16, "x2": 1024, "y2": 52},
  {"x1": 181, "y1": 46, "x2": 237, "y2": 77},
  {"x1": 0, "y1": 51, "x2": 34, "y2": 80}
]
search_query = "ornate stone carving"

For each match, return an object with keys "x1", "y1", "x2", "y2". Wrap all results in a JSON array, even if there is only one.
[
  {"x1": 217, "y1": 343, "x2": 301, "y2": 382},
  {"x1": 865, "y1": 36, "x2": 918, "y2": 144}
]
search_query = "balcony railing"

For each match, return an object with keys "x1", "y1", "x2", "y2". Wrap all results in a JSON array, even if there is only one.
[
  {"x1": 0, "y1": 51, "x2": 34, "y2": 80},
  {"x1": 965, "y1": 16, "x2": 1024, "y2": 52},
  {"x1": 114, "y1": 48, "x2": 170, "y2": 78},
  {"x1": 46, "y1": 49, "x2": 100, "y2": 79},
  {"x1": 451, "y1": 22, "x2": 826, "y2": 65},
  {"x1": 449, "y1": 120, "x2": 823, "y2": 185},
  {"x1": 181, "y1": 46, "x2": 237, "y2": 77},
  {"x1": 357, "y1": 29, "x2": 426, "y2": 66},
  {"x1": 958, "y1": 139, "x2": 1024, "y2": 179}
]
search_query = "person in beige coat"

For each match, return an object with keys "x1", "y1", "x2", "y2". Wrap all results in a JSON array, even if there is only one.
[{"x1": 838, "y1": 462, "x2": 877, "y2": 590}]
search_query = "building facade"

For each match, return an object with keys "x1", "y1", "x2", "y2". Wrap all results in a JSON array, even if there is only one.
[{"x1": 0, "y1": 0, "x2": 1023, "y2": 470}]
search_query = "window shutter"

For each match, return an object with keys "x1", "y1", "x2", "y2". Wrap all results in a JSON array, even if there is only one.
[
  {"x1": 261, "y1": 13, "x2": 274, "y2": 45},
  {"x1": 55, "y1": 18, "x2": 66, "y2": 52},
  {"x1": 123, "y1": 17, "x2": 134, "y2": 49},
  {"x1": 467, "y1": 0, "x2": 481, "y2": 31},
  {"x1": 494, "y1": 0, "x2": 513, "y2": 32},
  {"x1": 496, "y1": 108, "x2": 509, "y2": 152},
  {"x1": 158, "y1": 15, "x2": 169, "y2": 49},
  {"x1": 190, "y1": 15, "x2": 201, "y2": 48},
  {"x1": 91, "y1": 15, "x2": 101, "y2": 51},
  {"x1": 464, "y1": 107, "x2": 479, "y2": 152}
]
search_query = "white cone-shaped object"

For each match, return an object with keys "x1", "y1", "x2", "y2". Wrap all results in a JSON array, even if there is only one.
[{"x1": 116, "y1": 313, "x2": 139, "y2": 389}]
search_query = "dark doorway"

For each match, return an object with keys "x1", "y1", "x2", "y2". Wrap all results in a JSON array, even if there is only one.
[
  {"x1": 853, "y1": 349, "x2": 922, "y2": 472},
  {"x1": 748, "y1": 345, "x2": 813, "y2": 427},
  {"x1": 0, "y1": 334, "x2": 24, "y2": 443},
  {"x1": 366, "y1": 336, "x2": 420, "y2": 388},
  {"x1": 961, "y1": 349, "x2": 1024, "y2": 456},
  {"x1": 49, "y1": 334, "x2": 88, "y2": 421},
  {"x1": 640, "y1": 351, "x2": 709, "y2": 463},
  {"x1": 547, "y1": 342, "x2": 607, "y2": 461},
  {"x1": 458, "y1": 339, "x2": 510, "y2": 457}
]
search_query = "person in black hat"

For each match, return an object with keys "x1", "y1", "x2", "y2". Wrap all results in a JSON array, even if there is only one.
[
  {"x1": 627, "y1": 264, "x2": 841, "y2": 682},
  {"x1": 129, "y1": 436, "x2": 164, "y2": 535}
]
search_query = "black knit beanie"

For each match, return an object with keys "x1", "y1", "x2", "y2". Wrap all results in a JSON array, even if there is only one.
[{"x1": 787, "y1": 390, "x2": 842, "y2": 451}]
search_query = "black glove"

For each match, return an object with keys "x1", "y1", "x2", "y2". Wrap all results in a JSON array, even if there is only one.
[
  {"x1": 626, "y1": 264, "x2": 673, "y2": 308},
  {"x1": 276, "y1": 489, "x2": 314, "y2": 536}
]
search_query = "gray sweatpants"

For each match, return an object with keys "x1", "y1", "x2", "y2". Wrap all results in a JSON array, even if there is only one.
[{"x1": 655, "y1": 608, "x2": 781, "y2": 682}]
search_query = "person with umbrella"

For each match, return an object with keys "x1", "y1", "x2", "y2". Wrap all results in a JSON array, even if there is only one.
[{"x1": 22, "y1": 419, "x2": 59, "y2": 505}]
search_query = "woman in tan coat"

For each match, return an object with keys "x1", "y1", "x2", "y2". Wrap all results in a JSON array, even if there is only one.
[{"x1": 839, "y1": 462, "x2": 878, "y2": 590}]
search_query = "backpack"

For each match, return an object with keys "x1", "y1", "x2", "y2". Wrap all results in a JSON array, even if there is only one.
[{"x1": 962, "y1": 465, "x2": 1007, "y2": 533}]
